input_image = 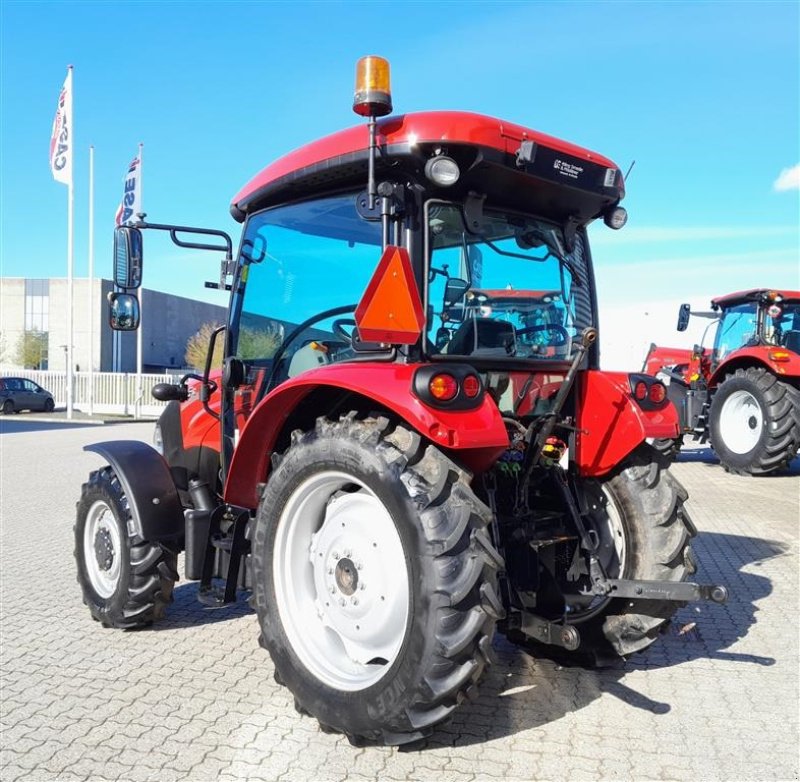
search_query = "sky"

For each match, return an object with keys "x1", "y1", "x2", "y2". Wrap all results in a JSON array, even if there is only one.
[{"x1": 1, "y1": 0, "x2": 798, "y2": 368}]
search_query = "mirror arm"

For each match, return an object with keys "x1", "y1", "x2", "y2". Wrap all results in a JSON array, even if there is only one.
[{"x1": 135, "y1": 219, "x2": 233, "y2": 259}]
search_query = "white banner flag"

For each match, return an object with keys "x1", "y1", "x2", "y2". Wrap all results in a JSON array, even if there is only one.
[
  {"x1": 114, "y1": 155, "x2": 142, "y2": 226},
  {"x1": 49, "y1": 67, "x2": 72, "y2": 185}
]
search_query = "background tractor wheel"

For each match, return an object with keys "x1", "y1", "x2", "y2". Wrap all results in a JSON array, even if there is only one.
[
  {"x1": 252, "y1": 415, "x2": 503, "y2": 746},
  {"x1": 652, "y1": 435, "x2": 684, "y2": 461},
  {"x1": 509, "y1": 446, "x2": 695, "y2": 663},
  {"x1": 709, "y1": 367, "x2": 800, "y2": 475},
  {"x1": 75, "y1": 467, "x2": 178, "y2": 628}
]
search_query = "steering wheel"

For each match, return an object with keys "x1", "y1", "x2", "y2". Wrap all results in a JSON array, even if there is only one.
[
  {"x1": 515, "y1": 323, "x2": 570, "y2": 346},
  {"x1": 332, "y1": 318, "x2": 357, "y2": 345}
]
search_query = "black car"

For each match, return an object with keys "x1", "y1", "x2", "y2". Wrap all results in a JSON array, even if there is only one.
[{"x1": 0, "y1": 377, "x2": 55, "y2": 413}]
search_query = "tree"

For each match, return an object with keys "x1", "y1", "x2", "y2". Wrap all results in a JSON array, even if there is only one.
[
  {"x1": 185, "y1": 323, "x2": 225, "y2": 371},
  {"x1": 184, "y1": 323, "x2": 282, "y2": 372},
  {"x1": 15, "y1": 331, "x2": 47, "y2": 369}
]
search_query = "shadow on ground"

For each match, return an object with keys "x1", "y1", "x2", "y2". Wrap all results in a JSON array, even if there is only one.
[
  {"x1": 414, "y1": 530, "x2": 784, "y2": 748},
  {"x1": 146, "y1": 530, "x2": 785, "y2": 749}
]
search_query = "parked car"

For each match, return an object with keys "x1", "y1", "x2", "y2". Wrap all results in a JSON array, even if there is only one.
[{"x1": 0, "y1": 377, "x2": 55, "y2": 413}]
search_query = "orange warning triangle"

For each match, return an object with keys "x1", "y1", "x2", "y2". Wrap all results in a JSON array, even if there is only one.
[{"x1": 355, "y1": 245, "x2": 424, "y2": 344}]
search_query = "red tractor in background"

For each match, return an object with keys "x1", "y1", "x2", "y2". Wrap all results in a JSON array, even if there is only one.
[
  {"x1": 75, "y1": 57, "x2": 726, "y2": 747},
  {"x1": 643, "y1": 289, "x2": 800, "y2": 475}
]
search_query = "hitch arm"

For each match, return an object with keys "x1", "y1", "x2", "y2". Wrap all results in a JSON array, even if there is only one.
[{"x1": 586, "y1": 578, "x2": 728, "y2": 604}]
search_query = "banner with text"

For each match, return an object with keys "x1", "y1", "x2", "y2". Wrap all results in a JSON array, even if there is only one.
[
  {"x1": 49, "y1": 68, "x2": 73, "y2": 185},
  {"x1": 115, "y1": 154, "x2": 142, "y2": 226}
]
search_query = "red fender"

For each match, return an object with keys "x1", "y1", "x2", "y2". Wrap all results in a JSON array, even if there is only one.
[
  {"x1": 709, "y1": 347, "x2": 800, "y2": 386},
  {"x1": 575, "y1": 371, "x2": 679, "y2": 477},
  {"x1": 642, "y1": 345, "x2": 694, "y2": 378},
  {"x1": 223, "y1": 362, "x2": 509, "y2": 508}
]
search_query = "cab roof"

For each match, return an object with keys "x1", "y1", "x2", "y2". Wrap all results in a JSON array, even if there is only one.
[
  {"x1": 231, "y1": 111, "x2": 624, "y2": 221},
  {"x1": 712, "y1": 289, "x2": 800, "y2": 308}
]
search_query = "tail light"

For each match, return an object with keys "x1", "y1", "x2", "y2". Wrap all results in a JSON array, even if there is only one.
[
  {"x1": 628, "y1": 373, "x2": 669, "y2": 410},
  {"x1": 429, "y1": 373, "x2": 459, "y2": 401},
  {"x1": 413, "y1": 365, "x2": 484, "y2": 409}
]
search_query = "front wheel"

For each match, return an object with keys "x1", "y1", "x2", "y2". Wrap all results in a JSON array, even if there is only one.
[
  {"x1": 252, "y1": 415, "x2": 503, "y2": 745},
  {"x1": 709, "y1": 368, "x2": 800, "y2": 475},
  {"x1": 74, "y1": 467, "x2": 178, "y2": 628}
]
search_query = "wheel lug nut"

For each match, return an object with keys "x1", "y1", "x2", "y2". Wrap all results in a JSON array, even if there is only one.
[
  {"x1": 330, "y1": 587, "x2": 336, "y2": 594},
  {"x1": 328, "y1": 568, "x2": 334, "y2": 575},
  {"x1": 332, "y1": 551, "x2": 339, "y2": 559},
  {"x1": 339, "y1": 598, "x2": 346, "y2": 607},
  {"x1": 356, "y1": 562, "x2": 362, "y2": 570},
  {"x1": 344, "y1": 550, "x2": 351, "y2": 558},
  {"x1": 352, "y1": 598, "x2": 359, "y2": 606},
  {"x1": 359, "y1": 583, "x2": 366, "y2": 591}
]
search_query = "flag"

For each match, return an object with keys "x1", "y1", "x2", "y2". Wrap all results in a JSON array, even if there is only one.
[
  {"x1": 49, "y1": 68, "x2": 72, "y2": 185},
  {"x1": 114, "y1": 155, "x2": 142, "y2": 226}
]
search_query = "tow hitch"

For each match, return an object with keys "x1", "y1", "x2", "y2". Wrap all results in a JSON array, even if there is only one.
[{"x1": 585, "y1": 578, "x2": 728, "y2": 604}]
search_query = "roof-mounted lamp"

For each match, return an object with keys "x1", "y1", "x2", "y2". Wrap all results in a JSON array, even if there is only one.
[{"x1": 353, "y1": 56, "x2": 393, "y2": 212}]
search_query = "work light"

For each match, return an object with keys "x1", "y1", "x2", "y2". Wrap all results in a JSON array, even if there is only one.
[{"x1": 424, "y1": 155, "x2": 460, "y2": 187}]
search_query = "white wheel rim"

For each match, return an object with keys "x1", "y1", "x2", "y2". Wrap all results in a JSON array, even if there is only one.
[
  {"x1": 273, "y1": 470, "x2": 410, "y2": 691},
  {"x1": 601, "y1": 487, "x2": 627, "y2": 573},
  {"x1": 83, "y1": 500, "x2": 122, "y2": 598},
  {"x1": 719, "y1": 390, "x2": 763, "y2": 454}
]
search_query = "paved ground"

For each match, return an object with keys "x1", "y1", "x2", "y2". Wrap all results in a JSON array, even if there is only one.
[{"x1": 1, "y1": 419, "x2": 798, "y2": 782}]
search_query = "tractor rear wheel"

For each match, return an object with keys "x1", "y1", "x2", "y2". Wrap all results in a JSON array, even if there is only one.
[
  {"x1": 252, "y1": 415, "x2": 503, "y2": 746},
  {"x1": 509, "y1": 446, "x2": 695, "y2": 662},
  {"x1": 709, "y1": 367, "x2": 800, "y2": 475},
  {"x1": 652, "y1": 435, "x2": 684, "y2": 461},
  {"x1": 75, "y1": 467, "x2": 178, "y2": 628}
]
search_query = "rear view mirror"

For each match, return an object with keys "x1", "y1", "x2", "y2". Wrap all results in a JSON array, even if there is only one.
[
  {"x1": 677, "y1": 303, "x2": 691, "y2": 332},
  {"x1": 444, "y1": 278, "x2": 469, "y2": 307},
  {"x1": 113, "y1": 226, "x2": 143, "y2": 290},
  {"x1": 107, "y1": 291, "x2": 140, "y2": 331}
]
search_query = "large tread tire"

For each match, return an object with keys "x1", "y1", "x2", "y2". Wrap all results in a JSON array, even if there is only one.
[
  {"x1": 252, "y1": 414, "x2": 503, "y2": 746},
  {"x1": 510, "y1": 446, "x2": 695, "y2": 662},
  {"x1": 75, "y1": 467, "x2": 178, "y2": 628},
  {"x1": 709, "y1": 368, "x2": 800, "y2": 475},
  {"x1": 652, "y1": 435, "x2": 684, "y2": 462}
]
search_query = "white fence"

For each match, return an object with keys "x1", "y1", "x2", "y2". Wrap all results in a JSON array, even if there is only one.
[{"x1": 0, "y1": 366, "x2": 182, "y2": 417}]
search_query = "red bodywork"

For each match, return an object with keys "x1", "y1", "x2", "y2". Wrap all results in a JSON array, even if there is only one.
[
  {"x1": 231, "y1": 111, "x2": 623, "y2": 212},
  {"x1": 643, "y1": 345, "x2": 710, "y2": 384},
  {"x1": 180, "y1": 363, "x2": 670, "y2": 508},
  {"x1": 223, "y1": 363, "x2": 510, "y2": 509},
  {"x1": 576, "y1": 371, "x2": 679, "y2": 474},
  {"x1": 712, "y1": 289, "x2": 800, "y2": 308}
]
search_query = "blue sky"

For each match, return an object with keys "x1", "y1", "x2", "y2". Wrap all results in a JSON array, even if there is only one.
[{"x1": 1, "y1": 0, "x2": 798, "y2": 364}]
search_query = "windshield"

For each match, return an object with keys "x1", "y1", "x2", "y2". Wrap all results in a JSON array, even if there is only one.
[
  {"x1": 230, "y1": 193, "x2": 383, "y2": 392},
  {"x1": 425, "y1": 203, "x2": 591, "y2": 361}
]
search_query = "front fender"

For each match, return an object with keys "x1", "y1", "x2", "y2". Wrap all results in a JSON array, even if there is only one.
[
  {"x1": 575, "y1": 371, "x2": 679, "y2": 477},
  {"x1": 84, "y1": 441, "x2": 184, "y2": 542},
  {"x1": 224, "y1": 362, "x2": 509, "y2": 508}
]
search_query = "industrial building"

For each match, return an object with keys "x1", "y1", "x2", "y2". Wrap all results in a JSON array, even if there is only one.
[{"x1": 0, "y1": 278, "x2": 227, "y2": 373}]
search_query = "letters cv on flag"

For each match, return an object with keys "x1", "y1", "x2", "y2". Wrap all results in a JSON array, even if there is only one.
[
  {"x1": 115, "y1": 155, "x2": 141, "y2": 226},
  {"x1": 49, "y1": 68, "x2": 72, "y2": 184}
]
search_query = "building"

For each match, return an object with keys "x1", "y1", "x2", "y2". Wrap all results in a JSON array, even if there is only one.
[{"x1": 0, "y1": 278, "x2": 227, "y2": 372}]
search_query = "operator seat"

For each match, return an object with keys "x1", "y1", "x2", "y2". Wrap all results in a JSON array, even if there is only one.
[{"x1": 446, "y1": 318, "x2": 516, "y2": 356}]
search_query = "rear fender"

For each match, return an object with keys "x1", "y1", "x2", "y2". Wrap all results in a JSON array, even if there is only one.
[
  {"x1": 709, "y1": 349, "x2": 800, "y2": 386},
  {"x1": 575, "y1": 371, "x2": 679, "y2": 477},
  {"x1": 224, "y1": 362, "x2": 509, "y2": 508},
  {"x1": 642, "y1": 344, "x2": 694, "y2": 376},
  {"x1": 84, "y1": 441, "x2": 184, "y2": 542}
]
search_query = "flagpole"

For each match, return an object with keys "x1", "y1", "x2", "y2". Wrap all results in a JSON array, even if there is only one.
[
  {"x1": 66, "y1": 65, "x2": 75, "y2": 419},
  {"x1": 88, "y1": 144, "x2": 95, "y2": 415},
  {"x1": 135, "y1": 142, "x2": 143, "y2": 419}
]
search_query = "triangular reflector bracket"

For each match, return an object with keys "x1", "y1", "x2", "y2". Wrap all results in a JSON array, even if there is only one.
[{"x1": 355, "y1": 245, "x2": 424, "y2": 344}]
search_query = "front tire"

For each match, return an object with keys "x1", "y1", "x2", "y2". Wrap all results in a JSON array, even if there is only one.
[
  {"x1": 75, "y1": 467, "x2": 178, "y2": 628},
  {"x1": 252, "y1": 415, "x2": 503, "y2": 745},
  {"x1": 709, "y1": 367, "x2": 800, "y2": 475}
]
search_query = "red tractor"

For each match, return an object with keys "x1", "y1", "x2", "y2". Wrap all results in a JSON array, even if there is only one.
[
  {"x1": 643, "y1": 290, "x2": 800, "y2": 475},
  {"x1": 76, "y1": 57, "x2": 725, "y2": 746}
]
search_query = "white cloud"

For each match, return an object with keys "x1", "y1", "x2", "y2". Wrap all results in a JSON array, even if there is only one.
[{"x1": 773, "y1": 164, "x2": 800, "y2": 192}]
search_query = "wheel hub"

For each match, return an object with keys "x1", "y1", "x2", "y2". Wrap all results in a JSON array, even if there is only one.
[
  {"x1": 94, "y1": 528, "x2": 115, "y2": 571},
  {"x1": 334, "y1": 557, "x2": 358, "y2": 595}
]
